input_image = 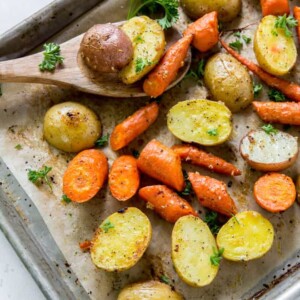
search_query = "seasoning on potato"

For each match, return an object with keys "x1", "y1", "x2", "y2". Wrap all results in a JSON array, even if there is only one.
[
  {"x1": 79, "y1": 24, "x2": 133, "y2": 73},
  {"x1": 167, "y1": 99, "x2": 232, "y2": 146},
  {"x1": 43, "y1": 102, "x2": 101, "y2": 152},
  {"x1": 217, "y1": 211, "x2": 274, "y2": 261},
  {"x1": 90, "y1": 207, "x2": 152, "y2": 272},
  {"x1": 204, "y1": 53, "x2": 253, "y2": 112}
]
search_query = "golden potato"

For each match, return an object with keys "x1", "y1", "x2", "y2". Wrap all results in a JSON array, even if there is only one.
[
  {"x1": 204, "y1": 53, "x2": 253, "y2": 112},
  {"x1": 167, "y1": 99, "x2": 232, "y2": 146},
  {"x1": 43, "y1": 102, "x2": 101, "y2": 153},
  {"x1": 180, "y1": 0, "x2": 241, "y2": 22},
  {"x1": 254, "y1": 15, "x2": 297, "y2": 76}
]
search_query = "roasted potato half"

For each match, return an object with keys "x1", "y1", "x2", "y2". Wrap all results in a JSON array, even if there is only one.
[
  {"x1": 172, "y1": 215, "x2": 219, "y2": 287},
  {"x1": 117, "y1": 281, "x2": 183, "y2": 300},
  {"x1": 217, "y1": 211, "x2": 274, "y2": 261},
  {"x1": 120, "y1": 16, "x2": 165, "y2": 84},
  {"x1": 254, "y1": 16, "x2": 297, "y2": 76},
  {"x1": 43, "y1": 102, "x2": 101, "y2": 153},
  {"x1": 240, "y1": 129, "x2": 298, "y2": 171},
  {"x1": 167, "y1": 99, "x2": 232, "y2": 146},
  {"x1": 90, "y1": 207, "x2": 152, "y2": 272},
  {"x1": 204, "y1": 53, "x2": 253, "y2": 112},
  {"x1": 180, "y1": 0, "x2": 241, "y2": 22}
]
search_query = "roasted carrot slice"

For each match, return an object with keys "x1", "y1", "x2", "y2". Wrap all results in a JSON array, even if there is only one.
[
  {"x1": 260, "y1": 0, "x2": 290, "y2": 16},
  {"x1": 294, "y1": 7, "x2": 300, "y2": 43},
  {"x1": 139, "y1": 185, "x2": 197, "y2": 223},
  {"x1": 220, "y1": 39, "x2": 300, "y2": 102},
  {"x1": 63, "y1": 149, "x2": 108, "y2": 203},
  {"x1": 188, "y1": 172, "x2": 237, "y2": 216},
  {"x1": 79, "y1": 240, "x2": 91, "y2": 251},
  {"x1": 184, "y1": 11, "x2": 219, "y2": 52},
  {"x1": 137, "y1": 139, "x2": 185, "y2": 191},
  {"x1": 143, "y1": 34, "x2": 193, "y2": 98},
  {"x1": 110, "y1": 102, "x2": 159, "y2": 151},
  {"x1": 172, "y1": 144, "x2": 241, "y2": 176},
  {"x1": 254, "y1": 173, "x2": 296, "y2": 212},
  {"x1": 253, "y1": 101, "x2": 300, "y2": 125},
  {"x1": 109, "y1": 155, "x2": 140, "y2": 201}
]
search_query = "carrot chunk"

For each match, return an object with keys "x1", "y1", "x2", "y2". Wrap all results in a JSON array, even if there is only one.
[
  {"x1": 260, "y1": 0, "x2": 290, "y2": 16},
  {"x1": 254, "y1": 173, "x2": 296, "y2": 212},
  {"x1": 110, "y1": 102, "x2": 159, "y2": 151},
  {"x1": 294, "y1": 7, "x2": 300, "y2": 43},
  {"x1": 188, "y1": 172, "x2": 237, "y2": 216},
  {"x1": 139, "y1": 185, "x2": 197, "y2": 223},
  {"x1": 137, "y1": 139, "x2": 185, "y2": 191},
  {"x1": 79, "y1": 240, "x2": 91, "y2": 251},
  {"x1": 109, "y1": 155, "x2": 140, "y2": 201},
  {"x1": 63, "y1": 149, "x2": 108, "y2": 203}
]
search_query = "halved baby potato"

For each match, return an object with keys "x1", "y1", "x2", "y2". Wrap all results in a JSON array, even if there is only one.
[
  {"x1": 240, "y1": 129, "x2": 298, "y2": 171},
  {"x1": 254, "y1": 15, "x2": 297, "y2": 76},
  {"x1": 167, "y1": 99, "x2": 232, "y2": 146},
  {"x1": 117, "y1": 281, "x2": 183, "y2": 300},
  {"x1": 172, "y1": 215, "x2": 219, "y2": 287},
  {"x1": 90, "y1": 207, "x2": 152, "y2": 272},
  {"x1": 217, "y1": 211, "x2": 274, "y2": 261},
  {"x1": 120, "y1": 16, "x2": 165, "y2": 84}
]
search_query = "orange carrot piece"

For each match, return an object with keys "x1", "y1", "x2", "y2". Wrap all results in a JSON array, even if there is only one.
[
  {"x1": 139, "y1": 185, "x2": 198, "y2": 223},
  {"x1": 143, "y1": 34, "x2": 193, "y2": 98},
  {"x1": 110, "y1": 102, "x2": 159, "y2": 151},
  {"x1": 172, "y1": 144, "x2": 241, "y2": 176},
  {"x1": 294, "y1": 7, "x2": 300, "y2": 43},
  {"x1": 137, "y1": 139, "x2": 185, "y2": 191},
  {"x1": 109, "y1": 155, "x2": 140, "y2": 201},
  {"x1": 260, "y1": 0, "x2": 290, "y2": 16},
  {"x1": 63, "y1": 149, "x2": 108, "y2": 203},
  {"x1": 253, "y1": 101, "x2": 300, "y2": 125},
  {"x1": 79, "y1": 240, "x2": 91, "y2": 251},
  {"x1": 184, "y1": 11, "x2": 219, "y2": 52},
  {"x1": 254, "y1": 173, "x2": 296, "y2": 213},
  {"x1": 188, "y1": 172, "x2": 237, "y2": 216},
  {"x1": 220, "y1": 39, "x2": 300, "y2": 102}
]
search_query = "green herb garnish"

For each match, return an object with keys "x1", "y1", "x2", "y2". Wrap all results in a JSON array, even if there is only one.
[
  {"x1": 210, "y1": 247, "x2": 224, "y2": 266},
  {"x1": 62, "y1": 194, "x2": 72, "y2": 204},
  {"x1": 95, "y1": 133, "x2": 109, "y2": 147},
  {"x1": 100, "y1": 220, "x2": 114, "y2": 233},
  {"x1": 262, "y1": 124, "x2": 278, "y2": 135},
  {"x1": 28, "y1": 166, "x2": 52, "y2": 190},
  {"x1": 268, "y1": 89, "x2": 285, "y2": 102},
  {"x1": 275, "y1": 14, "x2": 298, "y2": 37},
  {"x1": 207, "y1": 128, "x2": 218, "y2": 136},
  {"x1": 15, "y1": 144, "x2": 22, "y2": 150},
  {"x1": 242, "y1": 35, "x2": 251, "y2": 44},
  {"x1": 159, "y1": 274, "x2": 171, "y2": 285},
  {"x1": 135, "y1": 57, "x2": 151, "y2": 73},
  {"x1": 234, "y1": 32, "x2": 241, "y2": 38},
  {"x1": 180, "y1": 170, "x2": 192, "y2": 196},
  {"x1": 132, "y1": 149, "x2": 140, "y2": 158},
  {"x1": 127, "y1": 0, "x2": 179, "y2": 29},
  {"x1": 39, "y1": 43, "x2": 64, "y2": 71},
  {"x1": 229, "y1": 39, "x2": 243, "y2": 52},
  {"x1": 253, "y1": 83, "x2": 263, "y2": 98},
  {"x1": 134, "y1": 35, "x2": 144, "y2": 43},
  {"x1": 204, "y1": 211, "x2": 220, "y2": 235}
]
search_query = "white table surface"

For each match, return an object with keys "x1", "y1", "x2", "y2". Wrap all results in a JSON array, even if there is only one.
[{"x1": 0, "y1": 2, "x2": 53, "y2": 299}]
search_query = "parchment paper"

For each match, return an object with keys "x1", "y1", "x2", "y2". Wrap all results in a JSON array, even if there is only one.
[{"x1": 1, "y1": 0, "x2": 300, "y2": 299}]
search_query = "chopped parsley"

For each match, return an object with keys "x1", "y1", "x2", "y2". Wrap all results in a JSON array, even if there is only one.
[
  {"x1": 204, "y1": 211, "x2": 220, "y2": 235},
  {"x1": 62, "y1": 194, "x2": 72, "y2": 204},
  {"x1": 159, "y1": 274, "x2": 171, "y2": 285},
  {"x1": 274, "y1": 14, "x2": 298, "y2": 37},
  {"x1": 39, "y1": 43, "x2": 64, "y2": 72},
  {"x1": 180, "y1": 170, "x2": 192, "y2": 196},
  {"x1": 262, "y1": 124, "x2": 278, "y2": 135},
  {"x1": 268, "y1": 89, "x2": 285, "y2": 102},
  {"x1": 234, "y1": 31, "x2": 241, "y2": 38},
  {"x1": 135, "y1": 57, "x2": 151, "y2": 73},
  {"x1": 210, "y1": 247, "x2": 224, "y2": 266},
  {"x1": 100, "y1": 220, "x2": 114, "y2": 233},
  {"x1": 229, "y1": 39, "x2": 243, "y2": 52},
  {"x1": 95, "y1": 133, "x2": 109, "y2": 147},
  {"x1": 253, "y1": 83, "x2": 263, "y2": 98},
  {"x1": 207, "y1": 128, "x2": 218, "y2": 136},
  {"x1": 27, "y1": 166, "x2": 52, "y2": 190},
  {"x1": 134, "y1": 35, "x2": 144, "y2": 43},
  {"x1": 242, "y1": 35, "x2": 251, "y2": 44},
  {"x1": 185, "y1": 59, "x2": 206, "y2": 81},
  {"x1": 15, "y1": 144, "x2": 22, "y2": 150},
  {"x1": 132, "y1": 149, "x2": 140, "y2": 158}
]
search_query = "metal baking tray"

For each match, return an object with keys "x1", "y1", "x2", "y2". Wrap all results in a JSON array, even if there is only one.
[{"x1": 1, "y1": 1, "x2": 300, "y2": 299}]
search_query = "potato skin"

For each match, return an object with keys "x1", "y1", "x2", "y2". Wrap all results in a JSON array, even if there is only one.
[
  {"x1": 180, "y1": 0, "x2": 241, "y2": 22},
  {"x1": 43, "y1": 102, "x2": 101, "y2": 153},
  {"x1": 80, "y1": 24, "x2": 133, "y2": 73},
  {"x1": 204, "y1": 53, "x2": 253, "y2": 113}
]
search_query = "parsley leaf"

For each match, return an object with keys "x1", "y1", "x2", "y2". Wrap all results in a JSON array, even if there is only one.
[
  {"x1": 204, "y1": 211, "x2": 220, "y2": 235},
  {"x1": 62, "y1": 194, "x2": 72, "y2": 204},
  {"x1": 134, "y1": 35, "x2": 144, "y2": 43},
  {"x1": 28, "y1": 166, "x2": 52, "y2": 190},
  {"x1": 268, "y1": 89, "x2": 285, "y2": 102},
  {"x1": 207, "y1": 128, "x2": 218, "y2": 136},
  {"x1": 184, "y1": 59, "x2": 206, "y2": 81},
  {"x1": 275, "y1": 14, "x2": 298, "y2": 37},
  {"x1": 135, "y1": 57, "x2": 151, "y2": 73},
  {"x1": 242, "y1": 35, "x2": 251, "y2": 44},
  {"x1": 262, "y1": 124, "x2": 278, "y2": 135},
  {"x1": 233, "y1": 31, "x2": 241, "y2": 38},
  {"x1": 95, "y1": 133, "x2": 109, "y2": 147},
  {"x1": 100, "y1": 220, "x2": 114, "y2": 233},
  {"x1": 180, "y1": 170, "x2": 192, "y2": 196},
  {"x1": 229, "y1": 39, "x2": 243, "y2": 52},
  {"x1": 127, "y1": 0, "x2": 179, "y2": 29},
  {"x1": 15, "y1": 144, "x2": 22, "y2": 150},
  {"x1": 253, "y1": 83, "x2": 263, "y2": 98},
  {"x1": 39, "y1": 43, "x2": 64, "y2": 72},
  {"x1": 159, "y1": 274, "x2": 171, "y2": 285},
  {"x1": 210, "y1": 247, "x2": 224, "y2": 266}
]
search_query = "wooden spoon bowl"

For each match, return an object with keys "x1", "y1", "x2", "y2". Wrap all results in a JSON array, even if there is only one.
[{"x1": 0, "y1": 21, "x2": 191, "y2": 98}]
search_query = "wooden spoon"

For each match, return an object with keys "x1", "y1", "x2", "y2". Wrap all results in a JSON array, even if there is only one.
[{"x1": 0, "y1": 21, "x2": 191, "y2": 98}]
